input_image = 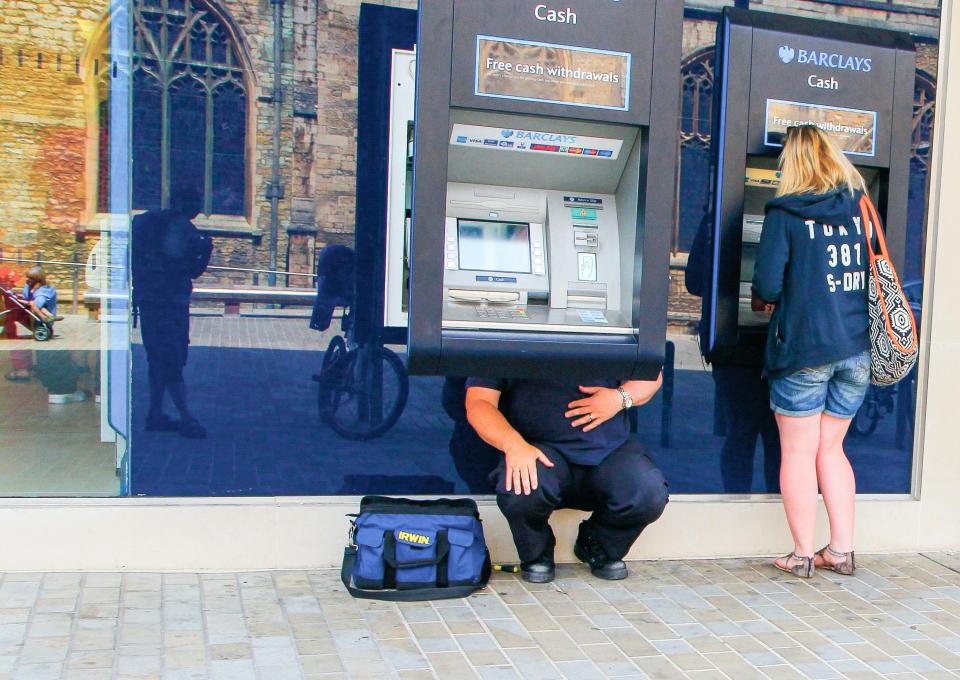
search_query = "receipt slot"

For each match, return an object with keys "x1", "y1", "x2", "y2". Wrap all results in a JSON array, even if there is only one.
[
  {"x1": 407, "y1": 0, "x2": 682, "y2": 379},
  {"x1": 704, "y1": 8, "x2": 915, "y2": 359}
]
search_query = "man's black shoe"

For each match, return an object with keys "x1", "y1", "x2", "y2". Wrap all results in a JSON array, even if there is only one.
[
  {"x1": 574, "y1": 524, "x2": 628, "y2": 581},
  {"x1": 520, "y1": 549, "x2": 556, "y2": 583}
]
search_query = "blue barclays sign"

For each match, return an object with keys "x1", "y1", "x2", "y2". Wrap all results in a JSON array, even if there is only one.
[{"x1": 778, "y1": 44, "x2": 873, "y2": 73}]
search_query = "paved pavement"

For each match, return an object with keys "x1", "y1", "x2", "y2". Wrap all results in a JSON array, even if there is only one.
[
  {"x1": 2, "y1": 553, "x2": 960, "y2": 679},
  {"x1": 0, "y1": 314, "x2": 118, "y2": 496}
]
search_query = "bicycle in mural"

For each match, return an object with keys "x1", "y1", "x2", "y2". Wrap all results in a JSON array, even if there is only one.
[{"x1": 310, "y1": 246, "x2": 410, "y2": 441}]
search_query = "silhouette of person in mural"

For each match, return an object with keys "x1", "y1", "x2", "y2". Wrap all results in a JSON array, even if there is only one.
[
  {"x1": 132, "y1": 187, "x2": 213, "y2": 439},
  {"x1": 442, "y1": 377, "x2": 500, "y2": 494},
  {"x1": 685, "y1": 212, "x2": 781, "y2": 493}
]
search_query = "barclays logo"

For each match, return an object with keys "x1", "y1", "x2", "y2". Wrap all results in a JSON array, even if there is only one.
[
  {"x1": 515, "y1": 131, "x2": 578, "y2": 144},
  {"x1": 501, "y1": 129, "x2": 515, "y2": 139},
  {"x1": 777, "y1": 44, "x2": 872, "y2": 72}
]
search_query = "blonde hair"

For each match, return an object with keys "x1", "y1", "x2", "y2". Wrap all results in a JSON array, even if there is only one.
[{"x1": 776, "y1": 125, "x2": 866, "y2": 197}]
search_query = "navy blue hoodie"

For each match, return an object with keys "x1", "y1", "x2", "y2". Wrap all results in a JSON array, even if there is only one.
[{"x1": 752, "y1": 189, "x2": 872, "y2": 378}]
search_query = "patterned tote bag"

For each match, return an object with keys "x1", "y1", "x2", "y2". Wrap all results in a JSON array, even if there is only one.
[{"x1": 859, "y1": 195, "x2": 919, "y2": 386}]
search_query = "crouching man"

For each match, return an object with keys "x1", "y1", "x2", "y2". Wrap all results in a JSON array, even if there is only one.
[{"x1": 465, "y1": 376, "x2": 669, "y2": 582}]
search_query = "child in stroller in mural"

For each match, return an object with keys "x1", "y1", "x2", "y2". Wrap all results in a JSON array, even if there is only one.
[{"x1": 0, "y1": 266, "x2": 61, "y2": 343}]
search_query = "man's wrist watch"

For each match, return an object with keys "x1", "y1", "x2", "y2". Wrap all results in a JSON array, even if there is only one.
[{"x1": 616, "y1": 386, "x2": 634, "y2": 411}]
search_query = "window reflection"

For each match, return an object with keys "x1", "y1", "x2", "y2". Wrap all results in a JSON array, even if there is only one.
[
  {"x1": 0, "y1": 0, "x2": 129, "y2": 497},
  {"x1": 0, "y1": 0, "x2": 937, "y2": 498}
]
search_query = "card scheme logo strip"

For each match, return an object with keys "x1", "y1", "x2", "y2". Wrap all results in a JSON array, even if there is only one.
[{"x1": 450, "y1": 124, "x2": 623, "y2": 160}]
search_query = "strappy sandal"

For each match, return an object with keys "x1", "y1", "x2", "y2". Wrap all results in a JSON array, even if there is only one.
[
  {"x1": 815, "y1": 545, "x2": 856, "y2": 576},
  {"x1": 773, "y1": 552, "x2": 815, "y2": 578}
]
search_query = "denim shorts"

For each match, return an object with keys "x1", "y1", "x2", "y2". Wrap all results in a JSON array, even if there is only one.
[{"x1": 769, "y1": 350, "x2": 871, "y2": 418}]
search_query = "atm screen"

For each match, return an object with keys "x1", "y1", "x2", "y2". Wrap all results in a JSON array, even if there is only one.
[{"x1": 457, "y1": 220, "x2": 532, "y2": 274}]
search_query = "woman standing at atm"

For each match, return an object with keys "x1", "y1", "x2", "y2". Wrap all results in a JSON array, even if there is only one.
[{"x1": 751, "y1": 124, "x2": 872, "y2": 578}]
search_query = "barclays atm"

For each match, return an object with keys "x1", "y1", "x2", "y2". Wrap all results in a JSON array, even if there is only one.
[
  {"x1": 705, "y1": 8, "x2": 915, "y2": 359},
  {"x1": 406, "y1": 0, "x2": 682, "y2": 379}
]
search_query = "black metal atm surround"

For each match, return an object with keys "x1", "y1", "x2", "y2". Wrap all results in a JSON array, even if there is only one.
[
  {"x1": 704, "y1": 8, "x2": 915, "y2": 360},
  {"x1": 407, "y1": 0, "x2": 682, "y2": 380}
]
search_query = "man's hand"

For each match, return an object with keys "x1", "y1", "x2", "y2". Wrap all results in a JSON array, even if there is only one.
[
  {"x1": 566, "y1": 386, "x2": 624, "y2": 432},
  {"x1": 466, "y1": 385, "x2": 554, "y2": 496},
  {"x1": 503, "y1": 442, "x2": 554, "y2": 495},
  {"x1": 751, "y1": 290, "x2": 775, "y2": 313}
]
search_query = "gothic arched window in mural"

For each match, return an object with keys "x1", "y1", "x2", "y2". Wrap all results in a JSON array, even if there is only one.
[
  {"x1": 130, "y1": 0, "x2": 248, "y2": 216},
  {"x1": 677, "y1": 48, "x2": 714, "y2": 255}
]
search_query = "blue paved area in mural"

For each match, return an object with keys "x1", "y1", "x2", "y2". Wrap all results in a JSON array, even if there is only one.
[{"x1": 128, "y1": 316, "x2": 913, "y2": 497}]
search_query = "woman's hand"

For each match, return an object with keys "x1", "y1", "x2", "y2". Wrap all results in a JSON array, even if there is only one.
[
  {"x1": 503, "y1": 442, "x2": 554, "y2": 495},
  {"x1": 566, "y1": 386, "x2": 624, "y2": 432},
  {"x1": 751, "y1": 290, "x2": 776, "y2": 313}
]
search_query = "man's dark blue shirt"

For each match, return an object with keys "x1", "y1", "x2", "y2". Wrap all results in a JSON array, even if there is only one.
[{"x1": 465, "y1": 378, "x2": 630, "y2": 466}]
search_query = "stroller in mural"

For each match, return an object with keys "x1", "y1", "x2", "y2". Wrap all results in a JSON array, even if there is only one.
[
  {"x1": 310, "y1": 245, "x2": 409, "y2": 441},
  {"x1": 0, "y1": 286, "x2": 54, "y2": 341}
]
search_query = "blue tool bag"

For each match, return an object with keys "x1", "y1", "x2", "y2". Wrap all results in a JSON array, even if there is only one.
[{"x1": 341, "y1": 496, "x2": 491, "y2": 601}]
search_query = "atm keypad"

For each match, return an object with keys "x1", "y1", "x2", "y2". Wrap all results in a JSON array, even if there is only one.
[{"x1": 476, "y1": 306, "x2": 529, "y2": 320}]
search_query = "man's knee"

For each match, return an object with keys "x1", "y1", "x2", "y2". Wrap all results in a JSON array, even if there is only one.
[
  {"x1": 595, "y1": 444, "x2": 669, "y2": 524},
  {"x1": 495, "y1": 452, "x2": 567, "y2": 520},
  {"x1": 496, "y1": 485, "x2": 557, "y2": 521},
  {"x1": 635, "y1": 466, "x2": 670, "y2": 524}
]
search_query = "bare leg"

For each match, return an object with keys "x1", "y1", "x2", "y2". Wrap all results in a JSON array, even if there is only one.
[
  {"x1": 816, "y1": 413, "x2": 856, "y2": 553},
  {"x1": 776, "y1": 412, "x2": 821, "y2": 558}
]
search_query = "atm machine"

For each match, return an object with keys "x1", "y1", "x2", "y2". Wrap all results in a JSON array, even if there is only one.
[
  {"x1": 353, "y1": 3, "x2": 417, "y2": 346},
  {"x1": 407, "y1": 0, "x2": 682, "y2": 379},
  {"x1": 704, "y1": 8, "x2": 915, "y2": 359}
]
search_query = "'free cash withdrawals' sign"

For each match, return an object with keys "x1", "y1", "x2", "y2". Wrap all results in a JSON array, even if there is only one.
[
  {"x1": 765, "y1": 99, "x2": 878, "y2": 157},
  {"x1": 475, "y1": 36, "x2": 631, "y2": 111}
]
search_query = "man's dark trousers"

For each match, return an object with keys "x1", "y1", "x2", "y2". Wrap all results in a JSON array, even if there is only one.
[{"x1": 495, "y1": 439, "x2": 669, "y2": 563}]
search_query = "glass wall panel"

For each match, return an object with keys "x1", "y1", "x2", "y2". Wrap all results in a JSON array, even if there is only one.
[
  {"x1": 125, "y1": 0, "x2": 938, "y2": 498},
  {"x1": 4, "y1": 0, "x2": 935, "y2": 498},
  {"x1": 656, "y1": 1, "x2": 940, "y2": 494},
  {"x1": 0, "y1": 0, "x2": 130, "y2": 496}
]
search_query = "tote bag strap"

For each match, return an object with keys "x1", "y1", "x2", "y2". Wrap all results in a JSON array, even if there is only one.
[
  {"x1": 859, "y1": 194, "x2": 890, "y2": 263},
  {"x1": 859, "y1": 193, "x2": 918, "y2": 353}
]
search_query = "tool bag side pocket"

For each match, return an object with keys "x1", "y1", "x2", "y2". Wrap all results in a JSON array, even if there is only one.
[
  {"x1": 353, "y1": 528, "x2": 387, "y2": 590},
  {"x1": 447, "y1": 528, "x2": 486, "y2": 587}
]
